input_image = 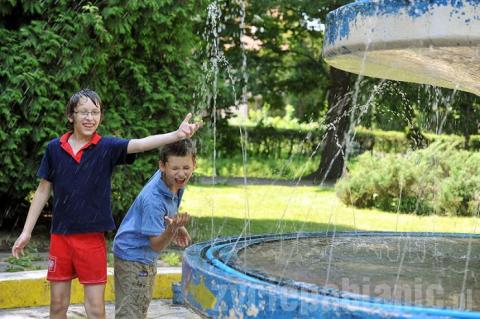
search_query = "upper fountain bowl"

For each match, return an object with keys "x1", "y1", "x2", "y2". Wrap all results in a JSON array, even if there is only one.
[{"x1": 323, "y1": 0, "x2": 480, "y2": 96}]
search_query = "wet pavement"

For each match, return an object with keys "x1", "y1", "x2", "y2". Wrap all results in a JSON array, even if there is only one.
[{"x1": 0, "y1": 299, "x2": 204, "y2": 318}]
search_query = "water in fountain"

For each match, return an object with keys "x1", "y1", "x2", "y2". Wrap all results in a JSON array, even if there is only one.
[{"x1": 231, "y1": 235, "x2": 480, "y2": 310}]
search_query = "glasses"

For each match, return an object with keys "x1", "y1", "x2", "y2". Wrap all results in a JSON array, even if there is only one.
[{"x1": 74, "y1": 110, "x2": 101, "y2": 118}]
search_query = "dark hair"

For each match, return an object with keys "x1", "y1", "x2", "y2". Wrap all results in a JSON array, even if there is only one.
[
  {"x1": 65, "y1": 89, "x2": 103, "y2": 130},
  {"x1": 159, "y1": 139, "x2": 197, "y2": 163}
]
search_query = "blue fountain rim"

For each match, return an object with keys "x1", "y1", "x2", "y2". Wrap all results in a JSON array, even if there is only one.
[{"x1": 194, "y1": 231, "x2": 480, "y2": 318}]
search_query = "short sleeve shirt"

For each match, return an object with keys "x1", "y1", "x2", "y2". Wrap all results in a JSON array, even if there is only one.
[
  {"x1": 112, "y1": 170, "x2": 184, "y2": 264},
  {"x1": 38, "y1": 134, "x2": 135, "y2": 234}
]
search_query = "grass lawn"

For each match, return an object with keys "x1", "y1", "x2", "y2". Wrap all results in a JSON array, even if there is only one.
[
  {"x1": 182, "y1": 183, "x2": 480, "y2": 243},
  {"x1": 2, "y1": 183, "x2": 478, "y2": 271}
]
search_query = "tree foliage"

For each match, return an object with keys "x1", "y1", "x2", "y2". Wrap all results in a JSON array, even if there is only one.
[
  {"x1": 0, "y1": 0, "x2": 206, "y2": 226},
  {"x1": 201, "y1": 0, "x2": 353, "y2": 183},
  {"x1": 216, "y1": 0, "x2": 480, "y2": 183},
  {"x1": 220, "y1": 0, "x2": 339, "y2": 120},
  {"x1": 359, "y1": 81, "x2": 480, "y2": 147}
]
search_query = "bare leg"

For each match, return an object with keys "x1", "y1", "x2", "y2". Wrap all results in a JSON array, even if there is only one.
[
  {"x1": 50, "y1": 281, "x2": 71, "y2": 319},
  {"x1": 84, "y1": 284, "x2": 106, "y2": 319}
]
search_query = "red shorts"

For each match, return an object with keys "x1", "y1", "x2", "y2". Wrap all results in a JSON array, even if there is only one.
[{"x1": 47, "y1": 232, "x2": 107, "y2": 284}]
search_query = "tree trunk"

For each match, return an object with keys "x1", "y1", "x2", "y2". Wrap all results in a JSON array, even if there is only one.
[{"x1": 306, "y1": 67, "x2": 353, "y2": 184}]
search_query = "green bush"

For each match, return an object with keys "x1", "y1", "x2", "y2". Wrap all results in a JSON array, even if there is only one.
[
  {"x1": 5, "y1": 246, "x2": 44, "y2": 272},
  {"x1": 223, "y1": 104, "x2": 324, "y2": 158},
  {"x1": 336, "y1": 142, "x2": 480, "y2": 216},
  {"x1": 195, "y1": 153, "x2": 320, "y2": 180},
  {"x1": 218, "y1": 124, "x2": 324, "y2": 159},
  {"x1": 355, "y1": 127, "x2": 408, "y2": 153},
  {"x1": 0, "y1": 1, "x2": 205, "y2": 224},
  {"x1": 468, "y1": 135, "x2": 480, "y2": 150},
  {"x1": 160, "y1": 251, "x2": 181, "y2": 266},
  {"x1": 354, "y1": 127, "x2": 470, "y2": 154}
]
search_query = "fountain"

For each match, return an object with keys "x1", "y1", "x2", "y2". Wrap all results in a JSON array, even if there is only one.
[
  {"x1": 183, "y1": 232, "x2": 479, "y2": 318},
  {"x1": 182, "y1": 1, "x2": 480, "y2": 318},
  {"x1": 322, "y1": 0, "x2": 480, "y2": 96}
]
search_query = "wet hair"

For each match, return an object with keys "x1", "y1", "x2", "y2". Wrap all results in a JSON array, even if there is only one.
[
  {"x1": 65, "y1": 89, "x2": 103, "y2": 130},
  {"x1": 159, "y1": 139, "x2": 197, "y2": 163}
]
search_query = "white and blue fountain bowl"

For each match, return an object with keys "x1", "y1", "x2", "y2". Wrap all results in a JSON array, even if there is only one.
[{"x1": 323, "y1": 0, "x2": 480, "y2": 96}]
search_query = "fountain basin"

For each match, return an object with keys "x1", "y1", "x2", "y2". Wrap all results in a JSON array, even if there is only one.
[{"x1": 182, "y1": 231, "x2": 480, "y2": 318}]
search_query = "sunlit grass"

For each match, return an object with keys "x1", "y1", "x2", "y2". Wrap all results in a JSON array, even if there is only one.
[{"x1": 182, "y1": 184, "x2": 480, "y2": 243}]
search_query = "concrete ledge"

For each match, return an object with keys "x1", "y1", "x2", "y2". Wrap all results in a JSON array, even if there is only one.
[{"x1": 0, "y1": 267, "x2": 181, "y2": 309}]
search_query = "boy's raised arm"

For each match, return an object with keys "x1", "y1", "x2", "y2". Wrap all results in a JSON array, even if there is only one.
[{"x1": 127, "y1": 113, "x2": 201, "y2": 154}]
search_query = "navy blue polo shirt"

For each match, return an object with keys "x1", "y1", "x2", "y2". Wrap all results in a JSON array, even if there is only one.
[{"x1": 37, "y1": 132, "x2": 135, "y2": 234}]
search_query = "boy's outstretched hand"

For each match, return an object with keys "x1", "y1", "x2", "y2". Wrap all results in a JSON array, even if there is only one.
[{"x1": 176, "y1": 113, "x2": 202, "y2": 140}]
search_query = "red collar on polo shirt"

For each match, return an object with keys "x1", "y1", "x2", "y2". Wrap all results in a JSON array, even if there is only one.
[{"x1": 60, "y1": 131, "x2": 102, "y2": 163}]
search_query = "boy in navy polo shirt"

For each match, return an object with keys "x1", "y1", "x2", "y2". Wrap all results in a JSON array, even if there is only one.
[
  {"x1": 113, "y1": 139, "x2": 195, "y2": 319},
  {"x1": 11, "y1": 89, "x2": 200, "y2": 319}
]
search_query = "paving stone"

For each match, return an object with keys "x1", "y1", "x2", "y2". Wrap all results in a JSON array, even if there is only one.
[{"x1": 0, "y1": 299, "x2": 204, "y2": 319}]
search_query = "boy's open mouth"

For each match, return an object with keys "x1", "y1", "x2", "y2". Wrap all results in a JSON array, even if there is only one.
[{"x1": 175, "y1": 178, "x2": 186, "y2": 185}]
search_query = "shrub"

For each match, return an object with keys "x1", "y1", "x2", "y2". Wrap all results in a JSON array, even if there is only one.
[
  {"x1": 336, "y1": 142, "x2": 480, "y2": 216},
  {"x1": 354, "y1": 127, "x2": 469, "y2": 154},
  {"x1": 195, "y1": 153, "x2": 320, "y2": 179},
  {"x1": 160, "y1": 251, "x2": 182, "y2": 266}
]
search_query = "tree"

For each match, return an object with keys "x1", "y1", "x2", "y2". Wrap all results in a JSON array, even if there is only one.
[
  {"x1": 0, "y1": 0, "x2": 205, "y2": 227},
  {"x1": 306, "y1": 66, "x2": 354, "y2": 183},
  {"x1": 215, "y1": 0, "x2": 353, "y2": 182},
  {"x1": 226, "y1": 0, "x2": 479, "y2": 183}
]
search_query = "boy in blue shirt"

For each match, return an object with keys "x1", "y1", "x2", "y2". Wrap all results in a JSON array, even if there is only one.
[
  {"x1": 113, "y1": 139, "x2": 196, "y2": 319},
  {"x1": 11, "y1": 89, "x2": 200, "y2": 319}
]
